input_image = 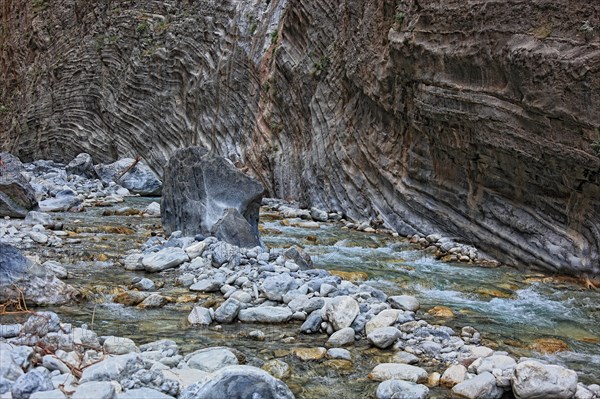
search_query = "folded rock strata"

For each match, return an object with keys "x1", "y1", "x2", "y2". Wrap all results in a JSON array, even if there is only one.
[{"x1": 1, "y1": 0, "x2": 598, "y2": 276}]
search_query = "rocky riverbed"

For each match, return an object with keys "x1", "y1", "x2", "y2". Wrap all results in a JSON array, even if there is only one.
[{"x1": 1, "y1": 154, "x2": 599, "y2": 399}]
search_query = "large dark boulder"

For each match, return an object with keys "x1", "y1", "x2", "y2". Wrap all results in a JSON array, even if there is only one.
[
  {"x1": 95, "y1": 158, "x2": 162, "y2": 196},
  {"x1": 0, "y1": 244, "x2": 78, "y2": 306},
  {"x1": 179, "y1": 365, "x2": 295, "y2": 399},
  {"x1": 161, "y1": 147, "x2": 264, "y2": 246},
  {"x1": 0, "y1": 153, "x2": 38, "y2": 218},
  {"x1": 65, "y1": 153, "x2": 97, "y2": 179},
  {"x1": 211, "y1": 208, "x2": 261, "y2": 248}
]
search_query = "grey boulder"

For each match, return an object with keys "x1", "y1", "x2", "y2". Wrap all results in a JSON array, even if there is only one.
[
  {"x1": 214, "y1": 298, "x2": 241, "y2": 323},
  {"x1": 451, "y1": 371, "x2": 503, "y2": 399},
  {"x1": 160, "y1": 147, "x2": 264, "y2": 243},
  {"x1": 376, "y1": 380, "x2": 429, "y2": 399},
  {"x1": 11, "y1": 369, "x2": 54, "y2": 399},
  {"x1": 65, "y1": 153, "x2": 97, "y2": 179},
  {"x1": 117, "y1": 388, "x2": 175, "y2": 399},
  {"x1": 38, "y1": 190, "x2": 81, "y2": 212},
  {"x1": 0, "y1": 153, "x2": 38, "y2": 217},
  {"x1": 95, "y1": 158, "x2": 162, "y2": 196},
  {"x1": 238, "y1": 306, "x2": 293, "y2": 323},
  {"x1": 185, "y1": 348, "x2": 239, "y2": 373},
  {"x1": 0, "y1": 244, "x2": 78, "y2": 306},
  {"x1": 72, "y1": 381, "x2": 116, "y2": 399},
  {"x1": 261, "y1": 274, "x2": 299, "y2": 302},
  {"x1": 179, "y1": 365, "x2": 294, "y2": 399},
  {"x1": 79, "y1": 353, "x2": 145, "y2": 383},
  {"x1": 188, "y1": 306, "x2": 213, "y2": 325},
  {"x1": 142, "y1": 248, "x2": 189, "y2": 272},
  {"x1": 511, "y1": 360, "x2": 578, "y2": 399},
  {"x1": 367, "y1": 327, "x2": 402, "y2": 349}
]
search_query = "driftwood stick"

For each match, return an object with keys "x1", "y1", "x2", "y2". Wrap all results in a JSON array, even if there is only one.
[{"x1": 115, "y1": 155, "x2": 141, "y2": 182}]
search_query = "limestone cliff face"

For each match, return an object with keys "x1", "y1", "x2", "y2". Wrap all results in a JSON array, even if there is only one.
[{"x1": 1, "y1": 0, "x2": 599, "y2": 276}]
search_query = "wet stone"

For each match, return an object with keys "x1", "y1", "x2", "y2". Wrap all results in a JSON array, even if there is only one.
[{"x1": 376, "y1": 380, "x2": 429, "y2": 399}]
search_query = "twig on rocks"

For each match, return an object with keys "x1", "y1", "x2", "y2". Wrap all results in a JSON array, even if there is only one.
[{"x1": 115, "y1": 155, "x2": 141, "y2": 182}]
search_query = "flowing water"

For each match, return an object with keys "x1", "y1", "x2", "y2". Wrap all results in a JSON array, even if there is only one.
[{"x1": 8, "y1": 197, "x2": 599, "y2": 397}]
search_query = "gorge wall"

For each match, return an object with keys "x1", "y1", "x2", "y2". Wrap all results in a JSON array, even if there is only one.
[{"x1": 1, "y1": 0, "x2": 599, "y2": 277}]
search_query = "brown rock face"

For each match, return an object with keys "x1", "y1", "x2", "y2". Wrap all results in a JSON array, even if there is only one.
[{"x1": 1, "y1": 0, "x2": 599, "y2": 276}]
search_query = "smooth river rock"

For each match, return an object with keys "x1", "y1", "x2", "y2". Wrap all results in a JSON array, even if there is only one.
[
  {"x1": 238, "y1": 306, "x2": 293, "y2": 323},
  {"x1": 142, "y1": 248, "x2": 189, "y2": 272},
  {"x1": 179, "y1": 365, "x2": 294, "y2": 399},
  {"x1": 376, "y1": 380, "x2": 429, "y2": 399},
  {"x1": 369, "y1": 363, "x2": 428, "y2": 384},
  {"x1": 511, "y1": 360, "x2": 578, "y2": 399},
  {"x1": 367, "y1": 327, "x2": 402, "y2": 349},
  {"x1": 451, "y1": 372, "x2": 503, "y2": 399},
  {"x1": 323, "y1": 296, "x2": 360, "y2": 331},
  {"x1": 186, "y1": 348, "x2": 239, "y2": 373}
]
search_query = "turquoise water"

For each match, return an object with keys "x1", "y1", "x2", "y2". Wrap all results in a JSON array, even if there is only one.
[
  {"x1": 11, "y1": 198, "x2": 598, "y2": 394},
  {"x1": 262, "y1": 218, "x2": 600, "y2": 384}
]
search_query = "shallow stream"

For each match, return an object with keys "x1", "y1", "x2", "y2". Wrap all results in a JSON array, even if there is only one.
[{"x1": 9, "y1": 197, "x2": 599, "y2": 396}]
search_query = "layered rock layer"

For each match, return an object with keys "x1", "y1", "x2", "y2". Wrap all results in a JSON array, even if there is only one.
[{"x1": 1, "y1": 0, "x2": 599, "y2": 276}]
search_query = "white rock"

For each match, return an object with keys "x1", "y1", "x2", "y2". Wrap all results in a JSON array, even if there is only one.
[
  {"x1": 367, "y1": 327, "x2": 402, "y2": 349},
  {"x1": 161, "y1": 369, "x2": 209, "y2": 389},
  {"x1": 142, "y1": 248, "x2": 189, "y2": 272},
  {"x1": 323, "y1": 296, "x2": 359, "y2": 331},
  {"x1": 143, "y1": 202, "x2": 161, "y2": 217},
  {"x1": 29, "y1": 231, "x2": 48, "y2": 244},
  {"x1": 388, "y1": 295, "x2": 420, "y2": 311},
  {"x1": 452, "y1": 371, "x2": 503, "y2": 399},
  {"x1": 79, "y1": 353, "x2": 144, "y2": 383},
  {"x1": 184, "y1": 241, "x2": 207, "y2": 259},
  {"x1": 123, "y1": 254, "x2": 145, "y2": 271},
  {"x1": 42, "y1": 355, "x2": 71, "y2": 374},
  {"x1": 365, "y1": 309, "x2": 401, "y2": 335},
  {"x1": 376, "y1": 380, "x2": 429, "y2": 399},
  {"x1": 369, "y1": 363, "x2": 428, "y2": 383},
  {"x1": 51, "y1": 372, "x2": 77, "y2": 391},
  {"x1": 238, "y1": 306, "x2": 293, "y2": 323},
  {"x1": 42, "y1": 261, "x2": 68, "y2": 279},
  {"x1": 186, "y1": 348, "x2": 238, "y2": 372},
  {"x1": 440, "y1": 364, "x2": 467, "y2": 388},
  {"x1": 72, "y1": 381, "x2": 116, "y2": 399},
  {"x1": 472, "y1": 355, "x2": 516, "y2": 374},
  {"x1": 327, "y1": 327, "x2": 356, "y2": 347},
  {"x1": 512, "y1": 360, "x2": 578, "y2": 399},
  {"x1": 229, "y1": 290, "x2": 252, "y2": 303},
  {"x1": 103, "y1": 336, "x2": 139, "y2": 355},
  {"x1": 575, "y1": 384, "x2": 594, "y2": 399},
  {"x1": 187, "y1": 307, "x2": 213, "y2": 325},
  {"x1": 30, "y1": 390, "x2": 67, "y2": 399}
]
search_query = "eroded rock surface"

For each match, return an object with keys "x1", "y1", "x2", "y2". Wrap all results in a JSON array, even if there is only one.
[
  {"x1": 161, "y1": 147, "x2": 264, "y2": 245},
  {"x1": 0, "y1": 244, "x2": 79, "y2": 306},
  {"x1": 1, "y1": 0, "x2": 599, "y2": 276},
  {"x1": 0, "y1": 153, "x2": 38, "y2": 217}
]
